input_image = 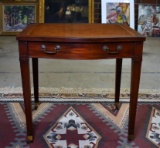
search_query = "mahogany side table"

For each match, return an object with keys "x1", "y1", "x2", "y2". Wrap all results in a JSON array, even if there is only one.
[{"x1": 16, "y1": 23, "x2": 146, "y2": 142}]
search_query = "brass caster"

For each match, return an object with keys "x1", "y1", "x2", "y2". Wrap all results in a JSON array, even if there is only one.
[
  {"x1": 34, "y1": 102, "x2": 39, "y2": 110},
  {"x1": 128, "y1": 134, "x2": 134, "y2": 141},
  {"x1": 115, "y1": 102, "x2": 119, "y2": 110},
  {"x1": 27, "y1": 135, "x2": 33, "y2": 143}
]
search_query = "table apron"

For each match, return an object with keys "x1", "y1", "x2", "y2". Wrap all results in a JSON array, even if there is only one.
[{"x1": 27, "y1": 42, "x2": 135, "y2": 59}]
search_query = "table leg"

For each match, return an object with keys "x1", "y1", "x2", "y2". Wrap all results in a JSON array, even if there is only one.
[
  {"x1": 115, "y1": 58, "x2": 122, "y2": 109},
  {"x1": 32, "y1": 58, "x2": 39, "y2": 109},
  {"x1": 128, "y1": 57, "x2": 142, "y2": 140},
  {"x1": 20, "y1": 58, "x2": 33, "y2": 142}
]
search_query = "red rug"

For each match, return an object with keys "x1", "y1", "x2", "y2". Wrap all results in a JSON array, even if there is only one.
[{"x1": 0, "y1": 102, "x2": 159, "y2": 148}]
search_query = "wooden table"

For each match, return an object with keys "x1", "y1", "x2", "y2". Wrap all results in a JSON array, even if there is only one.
[{"x1": 17, "y1": 23, "x2": 146, "y2": 142}]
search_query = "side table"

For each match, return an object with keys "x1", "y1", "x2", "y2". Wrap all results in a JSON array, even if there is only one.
[{"x1": 16, "y1": 23, "x2": 146, "y2": 142}]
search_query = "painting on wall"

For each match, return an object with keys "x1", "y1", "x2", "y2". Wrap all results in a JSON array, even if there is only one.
[
  {"x1": 39, "y1": 0, "x2": 94, "y2": 23},
  {"x1": 101, "y1": 0, "x2": 134, "y2": 29},
  {"x1": 138, "y1": 5, "x2": 160, "y2": 37},
  {"x1": 0, "y1": 3, "x2": 38, "y2": 35}
]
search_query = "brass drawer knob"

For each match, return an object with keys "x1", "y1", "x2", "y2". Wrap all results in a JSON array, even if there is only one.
[
  {"x1": 55, "y1": 45, "x2": 61, "y2": 51},
  {"x1": 103, "y1": 45, "x2": 109, "y2": 51},
  {"x1": 117, "y1": 45, "x2": 122, "y2": 51}
]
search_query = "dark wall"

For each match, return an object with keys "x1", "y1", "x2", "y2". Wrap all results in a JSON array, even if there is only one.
[{"x1": 94, "y1": 0, "x2": 160, "y2": 30}]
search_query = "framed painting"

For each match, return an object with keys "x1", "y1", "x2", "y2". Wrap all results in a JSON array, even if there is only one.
[
  {"x1": 137, "y1": 4, "x2": 160, "y2": 37},
  {"x1": 0, "y1": 3, "x2": 38, "y2": 35},
  {"x1": 39, "y1": 0, "x2": 94, "y2": 23},
  {"x1": 101, "y1": 0, "x2": 135, "y2": 29}
]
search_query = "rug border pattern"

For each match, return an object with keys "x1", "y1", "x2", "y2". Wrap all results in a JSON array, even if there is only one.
[{"x1": 1, "y1": 87, "x2": 160, "y2": 102}]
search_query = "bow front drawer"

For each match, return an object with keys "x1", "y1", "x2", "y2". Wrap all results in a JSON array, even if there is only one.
[{"x1": 28, "y1": 42, "x2": 134, "y2": 59}]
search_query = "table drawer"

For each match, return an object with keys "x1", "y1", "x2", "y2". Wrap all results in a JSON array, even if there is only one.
[{"x1": 28, "y1": 42, "x2": 134, "y2": 59}]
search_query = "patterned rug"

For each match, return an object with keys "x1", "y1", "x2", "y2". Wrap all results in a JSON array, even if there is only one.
[
  {"x1": 0, "y1": 88, "x2": 160, "y2": 148},
  {"x1": 0, "y1": 102, "x2": 160, "y2": 148}
]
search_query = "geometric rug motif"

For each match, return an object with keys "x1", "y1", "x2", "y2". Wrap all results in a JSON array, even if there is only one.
[
  {"x1": 1, "y1": 102, "x2": 159, "y2": 148},
  {"x1": 146, "y1": 107, "x2": 160, "y2": 147},
  {"x1": 43, "y1": 106, "x2": 101, "y2": 148},
  {"x1": 91, "y1": 103, "x2": 129, "y2": 128},
  {"x1": 0, "y1": 103, "x2": 54, "y2": 148}
]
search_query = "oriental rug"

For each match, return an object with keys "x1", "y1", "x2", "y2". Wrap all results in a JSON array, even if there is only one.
[
  {"x1": 0, "y1": 102, "x2": 160, "y2": 148},
  {"x1": 0, "y1": 87, "x2": 160, "y2": 148}
]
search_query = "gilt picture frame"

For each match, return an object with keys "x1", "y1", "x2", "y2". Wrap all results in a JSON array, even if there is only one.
[
  {"x1": 0, "y1": 2, "x2": 38, "y2": 35},
  {"x1": 101, "y1": 0, "x2": 135, "y2": 29},
  {"x1": 39, "y1": 0, "x2": 94, "y2": 23}
]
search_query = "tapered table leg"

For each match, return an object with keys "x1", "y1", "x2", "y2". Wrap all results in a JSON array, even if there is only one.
[
  {"x1": 115, "y1": 58, "x2": 122, "y2": 109},
  {"x1": 20, "y1": 57, "x2": 33, "y2": 142},
  {"x1": 128, "y1": 57, "x2": 142, "y2": 140},
  {"x1": 32, "y1": 58, "x2": 39, "y2": 110}
]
